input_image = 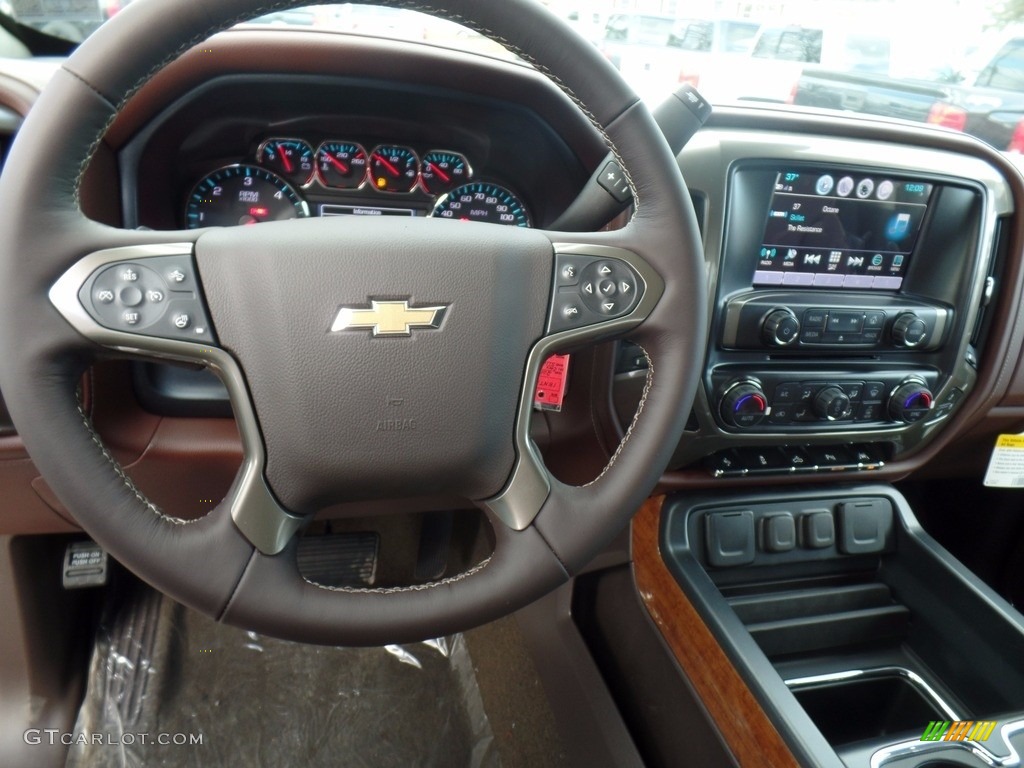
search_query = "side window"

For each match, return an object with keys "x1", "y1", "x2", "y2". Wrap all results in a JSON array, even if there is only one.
[
  {"x1": 678, "y1": 22, "x2": 712, "y2": 51},
  {"x1": 752, "y1": 29, "x2": 782, "y2": 58},
  {"x1": 722, "y1": 22, "x2": 760, "y2": 53},
  {"x1": 843, "y1": 35, "x2": 891, "y2": 73},
  {"x1": 978, "y1": 43, "x2": 1024, "y2": 90},
  {"x1": 604, "y1": 15, "x2": 627, "y2": 42},
  {"x1": 776, "y1": 30, "x2": 822, "y2": 62}
]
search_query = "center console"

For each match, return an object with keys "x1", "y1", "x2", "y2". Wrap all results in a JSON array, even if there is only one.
[
  {"x1": 659, "y1": 485, "x2": 1024, "y2": 768},
  {"x1": 709, "y1": 162, "x2": 975, "y2": 436},
  {"x1": 624, "y1": 131, "x2": 1013, "y2": 475}
]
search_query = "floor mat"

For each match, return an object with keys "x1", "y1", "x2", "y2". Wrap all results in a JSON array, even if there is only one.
[{"x1": 65, "y1": 582, "x2": 499, "y2": 768}]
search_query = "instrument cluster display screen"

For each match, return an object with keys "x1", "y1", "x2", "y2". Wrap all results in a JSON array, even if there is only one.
[{"x1": 754, "y1": 169, "x2": 934, "y2": 291}]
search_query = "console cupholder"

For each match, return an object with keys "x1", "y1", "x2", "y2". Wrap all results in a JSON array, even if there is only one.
[{"x1": 786, "y1": 667, "x2": 958, "y2": 747}]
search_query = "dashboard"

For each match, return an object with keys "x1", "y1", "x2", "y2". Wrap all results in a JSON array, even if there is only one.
[
  {"x1": 4, "y1": 22, "x2": 1024, "y2": 768},
  {"x1": 89, "y1": 30, "x2": 1024, "y2": 492},
  {"x1": 0, "y1": 26, "x2": 1023, "y2": 518},
  {"x1": 119, "y1": 64, "x2": 599, "y2": 233},
  {"x1": 182, "y1": 138, "x2": 532, "y2": 228}
]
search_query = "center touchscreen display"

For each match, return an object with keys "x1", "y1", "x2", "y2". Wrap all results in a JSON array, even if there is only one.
[{"x1": 753, "y1": 169, "x2": 934, "y2": 291}]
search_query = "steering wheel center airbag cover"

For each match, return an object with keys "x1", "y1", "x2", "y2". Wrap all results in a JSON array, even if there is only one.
[{"x1": 195, "y1": 216, "x2": 553, "y2": 513}]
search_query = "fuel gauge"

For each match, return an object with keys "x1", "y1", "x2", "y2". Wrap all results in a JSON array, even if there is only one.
[
  {"x1": 420, "y1": 150, "x2": 471, "y2": 196},
  {"x1": 368, "y1": 145, "x2": 419, "y2": 193},
  {"x1": 257, "y1": 138, "x2": 315, "y2": 186}
]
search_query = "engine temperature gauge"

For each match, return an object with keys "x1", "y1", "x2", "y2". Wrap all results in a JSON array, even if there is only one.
[
  {"x1": 257, "y1": 138, "x2": 314, "y2": 186},
  {"x1": 316, "y1": 141, "x2": 368, "y2": 189},
  {"x1": 420, "y1": 150, "x2": 471, "y2": 195}
]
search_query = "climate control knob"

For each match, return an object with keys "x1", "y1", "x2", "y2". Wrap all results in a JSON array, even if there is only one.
[
  {"x1": 888, "y1": 381, "x2": 934, "y2": 423},
  {"x1": 813, "y1": 385, "x2": 854, "y2": 421},
  {"x1": 891, "y1": 312, "x2": 928, "y2": 348},
  {"x1": 762, "y1": 308, "x2": 801, "y2": 347},
  {"x1": 719, "y1": 382, "x2": 769, "y2": 428}
]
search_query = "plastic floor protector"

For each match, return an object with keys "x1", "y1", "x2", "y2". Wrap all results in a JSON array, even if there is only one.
[{"x1": 65, "y1": 582, "x2": 500, "y2": 767}]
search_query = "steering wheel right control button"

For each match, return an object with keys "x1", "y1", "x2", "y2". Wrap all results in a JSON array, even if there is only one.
[
  {"x1": 78, "y1": 255, "x2": 215, "y2": 344},
  {"x1": 557, "y1": 260, "x2": 582, "y2": 287},
  {"x1": 547, "y1": 254, "x2": 645, "y2": 333}
]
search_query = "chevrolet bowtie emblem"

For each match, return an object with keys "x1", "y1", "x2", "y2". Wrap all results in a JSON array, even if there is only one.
[{"x1": 330, "y1": 300, "x2": 448, "y2": 337}]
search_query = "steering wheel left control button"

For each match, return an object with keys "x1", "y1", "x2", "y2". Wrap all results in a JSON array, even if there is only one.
[
  {"x1": 166, "y1": 268, "x2": 188, "y2": 286},
  {"x1": 119, "y1": 286, "x2": 143, "y2": 307},
  {"x1": 78, "y1": 255, "x2": 216, "y2": 344}
]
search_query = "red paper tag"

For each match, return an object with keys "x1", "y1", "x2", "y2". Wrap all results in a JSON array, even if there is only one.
[{"x1": 534, "y1": 354, "x2": 570, "y2": 412}]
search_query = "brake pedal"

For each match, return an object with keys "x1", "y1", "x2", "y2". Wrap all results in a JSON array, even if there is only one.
[{"x1": 297, "y1": 532, "x2": 378, "y2": 587}]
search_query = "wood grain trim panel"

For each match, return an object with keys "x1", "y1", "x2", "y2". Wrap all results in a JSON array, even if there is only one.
[{"x1": 632, "y1": 496, "x2": 801, "y2": 768}]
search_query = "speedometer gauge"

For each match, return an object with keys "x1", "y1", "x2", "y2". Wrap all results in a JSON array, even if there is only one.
[
  {"x1": 184, "y1": 165, "x2": 309, "y2": 229},
  {"x1": 430, "y1": 182, "x2": 531, "y2": 227}
]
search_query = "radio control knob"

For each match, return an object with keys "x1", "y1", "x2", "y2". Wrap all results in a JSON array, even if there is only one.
[
  {"x1": 813, "y1": 385, "x2": 853, "y2": 421},
  {"x1": 719, "y1": 382, "x2": 769, "y2": 428},
  {"x1": 888, "y1": 381, "x2": 934, "y2": 423},
  {"x1": 762, "y1": 309, "x2": 801, "y2": 347},
  {"x1": 891, "y1": 312, "x2": 928, "y2": 348}
]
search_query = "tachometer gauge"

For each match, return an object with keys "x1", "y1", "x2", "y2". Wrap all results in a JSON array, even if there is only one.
[
  {"x1": 316, "y1": 141, "x2": 368, "y2": 189},
  {"x1": 257, "y1": 138, "x2": 314, "y2": 186},
  {"x1": 430, "y1": 182, "x2": 531, "y2": 227},
  {"x1": 420, "y1": 150, "x2": 471, "y2": 195},
  {"x1": 367, "y1": 145, "x2": 419, "y2": 193},
  {"x1": 184, "y1": 165, "x2": 309, "y2": 229}
]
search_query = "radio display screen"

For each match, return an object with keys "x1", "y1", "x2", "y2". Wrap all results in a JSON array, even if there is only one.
[{"x1": 753, "y1": 169, "x2": 934, "y2": 291}]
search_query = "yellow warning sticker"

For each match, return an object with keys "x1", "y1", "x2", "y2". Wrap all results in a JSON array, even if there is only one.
[
  {"x1": 984, "y1": 435, "x2": 1024, "y2": 487},
  {"x1": 996, "y1": 434, "x2": 1024, "y2": 449}
]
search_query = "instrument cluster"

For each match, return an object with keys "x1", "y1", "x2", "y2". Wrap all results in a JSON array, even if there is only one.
[{"x1": 184, "y1": 137, "x2": 531, "y2": 229}]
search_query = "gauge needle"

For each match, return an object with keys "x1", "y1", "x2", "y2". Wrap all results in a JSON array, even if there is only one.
[
  {"x1": 374, "y1": 153, "x2": 400, "y2": 177},
  {"x1": 279, "y1": 151, "x2": 293, "y2": 173},
  {"x1": 325, "y1": 154, "x2": 350, "y2": 174},
  {"x1": 427, "y1": 162, "x2": 450, "y2": 183}
]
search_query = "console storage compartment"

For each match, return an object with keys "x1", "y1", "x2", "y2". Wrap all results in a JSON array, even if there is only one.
[{"x1": 658, "y1": 485, "x2": 1024, "y2": 768}]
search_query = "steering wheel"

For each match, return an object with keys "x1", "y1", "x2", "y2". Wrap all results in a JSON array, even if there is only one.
[{"x1": 0, "y1": 0, "x2": 705, "y2": 645}]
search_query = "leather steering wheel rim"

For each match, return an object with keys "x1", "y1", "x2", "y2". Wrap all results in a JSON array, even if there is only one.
[{"x1": 0, "y1": 0, "x2": 706, "y2": 645}]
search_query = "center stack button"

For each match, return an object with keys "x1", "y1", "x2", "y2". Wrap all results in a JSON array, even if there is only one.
[{"x1": 762, "y1": 308, "x2": 800, "y2": 347}]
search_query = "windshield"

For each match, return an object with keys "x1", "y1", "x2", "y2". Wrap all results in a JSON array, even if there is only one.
[{"x1": 3, "y1": 1, "x2": 1024, "y2": 154}]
